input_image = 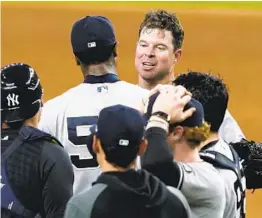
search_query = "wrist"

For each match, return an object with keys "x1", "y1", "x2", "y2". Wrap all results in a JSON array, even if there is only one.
[
  {"x1": 151, "y1": 111, "x2": 171, "y2": 123},
  {"x1": 146, "y1": 116, "x2": 169, "y2": 132}
]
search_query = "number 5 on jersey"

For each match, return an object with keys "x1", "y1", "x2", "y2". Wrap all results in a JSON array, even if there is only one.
[{"x1": 67, "y1": 116, "x2": 99, "y2": 169}]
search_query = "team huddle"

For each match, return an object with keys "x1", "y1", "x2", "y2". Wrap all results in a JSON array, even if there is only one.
[{"x1": 1, "y1": 9, "x2": 262, "y2": 218}]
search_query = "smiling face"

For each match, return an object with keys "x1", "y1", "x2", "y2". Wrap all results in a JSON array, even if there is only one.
[{"x1": 135, "y1": 27, "x2": 181, "y2": 85}]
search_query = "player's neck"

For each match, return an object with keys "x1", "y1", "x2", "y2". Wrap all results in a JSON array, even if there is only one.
[
  {"x1": 173, "y1": 143, "x2": 202, "y2": 163},
  {"x1": 138, "y1": 74, "x2": 174, "y2": 90},
  {"x1": 23, "y1": 117, "x2": 39, "y2": 128},
  {"x1": 83, "y1": 63, "x2": 117, "y2": 77},
  {"x1": 201, "y1": 132, "x2": 219, "y2": 149},
  {"x1": 100, "y1": 158, "x2": 136, "y2": 173},
  {"x1": 23, "y1": 112, "x2": 40, "y2": 128}
]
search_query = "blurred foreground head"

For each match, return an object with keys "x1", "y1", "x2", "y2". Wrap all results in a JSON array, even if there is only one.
[{"x1": 1, "y1": 63, "x2": 43, "y2": 129}]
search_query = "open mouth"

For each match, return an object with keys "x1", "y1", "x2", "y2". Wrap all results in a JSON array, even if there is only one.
[{"x1": 142, "y1": 61, "x2": 156, "y2": 70}]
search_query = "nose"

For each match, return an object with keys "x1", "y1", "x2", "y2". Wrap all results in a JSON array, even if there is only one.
[{"x1": 145, "y1": 46, "x2": 155, "y2": 58}]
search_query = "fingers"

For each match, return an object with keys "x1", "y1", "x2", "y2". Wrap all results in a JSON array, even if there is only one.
[
  {"x1": 149, "y1": 84, "x2": 165, "y2": 97},
  {"x1": 144, "y1": 84, "x2": 195, "y2": 119},
  {"x1": 173, "y1": 85, "x2": 192, "y2": 97},
  {"x1": 181, "y1": 94, "x2": 192, "y2": 106},
  {"x1": 180, "y1": 108, "x2": 196, "y2": 122},
  {"x1": 149, "y1": 85, "x2": 192, "y2": 98}
]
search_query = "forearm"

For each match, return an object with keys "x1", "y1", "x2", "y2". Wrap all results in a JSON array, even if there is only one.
[
  {"x1": 143, "y1": 116, "x2": 172, "y2": 166},
  {"x1": 142, "y1": 117, "x2": 181, "y2": 187}
]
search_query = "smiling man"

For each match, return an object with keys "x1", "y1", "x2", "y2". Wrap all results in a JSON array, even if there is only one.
[
  {"x1": 135, "y1": 9, "x2": 245, "y2": 144},
  {"x1": 135, "y1": 10, "x2": 184, "y2": 90}
]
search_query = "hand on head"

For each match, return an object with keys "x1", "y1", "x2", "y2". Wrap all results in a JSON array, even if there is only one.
[{"x1": 142, "y1": 84, "x2": 196, "y2": 123}]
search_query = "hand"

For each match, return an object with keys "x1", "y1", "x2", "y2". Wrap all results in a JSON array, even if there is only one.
[
  {"x1": 134, "y1": 91, "x2": 151, "y2": 114},
  {"x1": 151, "y1": 85, "x2": 196, "y2": 124}
]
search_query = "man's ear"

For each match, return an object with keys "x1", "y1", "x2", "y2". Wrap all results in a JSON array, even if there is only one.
[
  {"x1": 137, "y1": 139, "x2": 148, "y2": 156},
  {"x1": 171, "y1": 126, "x2": 184, "y2": 141},
  {"x1": 92, "y1": 135, "x2": 99, "y2": 154},
  {"x1": 173, "y1": 49, "x2": 182, "y2": 64},
  {"x1": 75, "y1": 56, "x2": 81, "y2": 66},
  {"x1": 113, "y1": 42, "x2": 118, "y2": 58}
]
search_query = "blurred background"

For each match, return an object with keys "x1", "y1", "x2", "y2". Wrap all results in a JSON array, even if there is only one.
[{"x1": 1, "y1": 2, "x2": 262, "y2": 217}]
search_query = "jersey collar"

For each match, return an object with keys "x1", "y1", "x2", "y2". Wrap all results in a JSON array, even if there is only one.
[
  {"x1": 200, "y1": 140, "x2": 219, "y2": 151},
  {"x1": 83, "y1": 73, "x2": 120, "y2": 84}
]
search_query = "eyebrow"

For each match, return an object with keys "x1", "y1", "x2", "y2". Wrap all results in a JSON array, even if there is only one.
[
  {"x1": 156, "y1": 43, "x2": 168, "y2": 47},
  {"x1": 138, "y1": 40, "x2": 168, "y2": 47},
  {"x1": 138, "y1": 40, "x2": 148, "y2": 44}
]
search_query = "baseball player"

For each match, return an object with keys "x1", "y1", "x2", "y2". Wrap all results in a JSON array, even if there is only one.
[
  {"x1": 174, "y1": 72, "x2": 246, "y2": 218},
  {"x1": 64, "y1": 105, "x2": 191, "y2": 218},
  {"x1": 38, "y1": 16, "x2": 148, "y2": 195},
  {"x1": 1, "y1": 63, "x2": 74, "y2": 218},
  {"x1": 135, "y1": 9, "x2": 245, "y2": 144},
  {"x1": 141, "y1": 85, "x2": 226, "y2": 218}
]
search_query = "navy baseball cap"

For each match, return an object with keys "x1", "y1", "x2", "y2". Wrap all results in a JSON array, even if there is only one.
[
  {"x1": 71, "y1": 16, "x2": 117, "y2": 65},
  {"x1": 145, "y1": 92, "x2": 204, "y2": 127},
  {"x1": 96, "y1": 105, "x2": 146, "y2": 168},
  {"x1": 175, "y1": 98, "x2": 204, "y2": 127}
]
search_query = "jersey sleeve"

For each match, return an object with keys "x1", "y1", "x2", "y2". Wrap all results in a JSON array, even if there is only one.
[
  {"x1": 38, "y1": 95, "x2": 65, "y2": 137},
  {"x1": 40, "y1": 143, "x2": 74, "y2": 218},
  {"x1": 141, "y1": 127, "x2": 183, "y2": 188},
  {"x1": 38, "y1": 100, "x2": 57, "y2": 135},
  {"x1": 219, "y1": 110, "x2": 245, "y2": 143}
]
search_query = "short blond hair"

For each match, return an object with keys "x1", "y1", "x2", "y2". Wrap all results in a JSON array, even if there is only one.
[{"x1": 183, "y1": 121, "x2": 211, "y2": 149}]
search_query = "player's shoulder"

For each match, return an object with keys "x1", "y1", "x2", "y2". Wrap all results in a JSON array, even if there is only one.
[
  {"x1": 220, "y1": 109, "x2": 245, "y2": 143},
  {"x1": 205, "y1": 139, "x2": 234, "y2": 161},
  {"x1": 180, "y1": 161, "x2": 224, "y2": 183},
  {"x1": 44, "y1": 84, "x2": 83, "y2": 107},
  {"x1": 41, "y1": 139, "x2": 68, "y2": 162},
  {"x1": 183, "y1": 161, "x2": 219, "y2": 173},
  {"x1": 73, "y1": 183, "x2": 107, "y2": 202},
  {"x1": 65, "y1": 183, "x2": 107, "y2": 217},
  {"x1": 180, "y1": 162, "x2": 225, "y2": 196},
  {"x1": 118, "y1": 81, "x2": 149, "y2": 95}
]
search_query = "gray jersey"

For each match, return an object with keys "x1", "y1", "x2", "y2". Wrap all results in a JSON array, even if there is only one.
[
  {"x1": 204, "y1": 139, "x2": 246, "y2": 218},
  {"x1": 178, "y1": 161, "x2": 226, "y2": 218},
  {"x1": 217, "y1": 168, "x2": 237, "y2": 218}
]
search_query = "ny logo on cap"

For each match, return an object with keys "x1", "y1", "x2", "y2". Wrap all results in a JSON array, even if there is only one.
[
  {"x1": 87, "y1": 42, "x2": 96, "y2": 48},
  {"x1": 6, "y1": 93, "x2": 19, "y2": 107}
]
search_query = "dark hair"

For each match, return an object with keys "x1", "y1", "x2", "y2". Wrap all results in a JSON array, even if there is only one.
[
  {"x1": 74, "y1": 44, "x2": 117, "y2": 66},
  {"x1": 138, "y1": 10, "x2": 184, "y2": 49},
  {"x1": 1, "y1": 102, "x2": 41, "y2": 130},
  {"x1": 173, "y1": 72, "x2": 229, "y2": 132},
  {"x1": 100, "y1": 141, "x2": 140, "y2": 168},
  {"x1": 108, "y1": 148, "x2": 139, "y2": 169}
]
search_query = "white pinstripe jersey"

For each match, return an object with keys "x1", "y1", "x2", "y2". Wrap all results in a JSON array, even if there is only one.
[{"x1": 38, "y1": 78, "x2": 148, "y2": 195}]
